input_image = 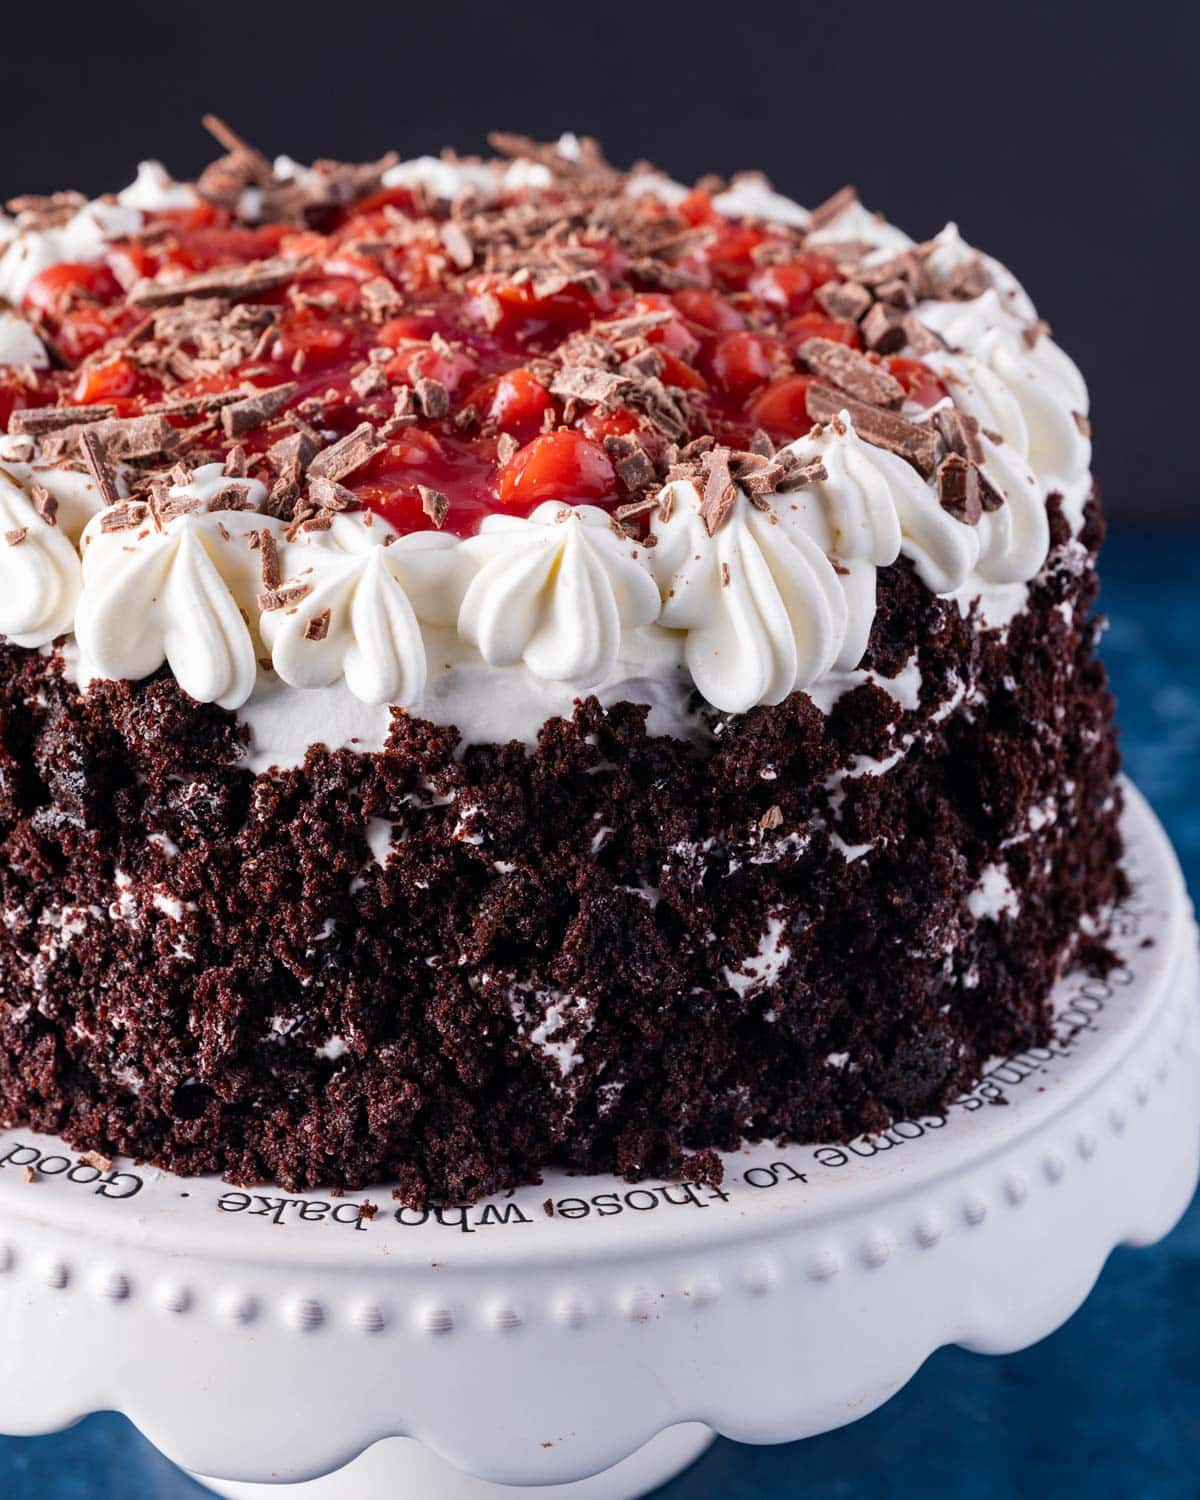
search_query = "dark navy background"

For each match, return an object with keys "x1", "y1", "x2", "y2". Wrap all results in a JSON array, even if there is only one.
[
  {"x1": 2, "y1": 533, "x2": 1198, "y2": 1493},
  {"x1": 0, "y1": 0, "x2": 1196, "y2": 525}
]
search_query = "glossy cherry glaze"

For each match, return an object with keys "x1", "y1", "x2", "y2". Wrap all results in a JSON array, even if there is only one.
[{"x1": 6, "y1": 188, "x2": 946, "y2": 537}]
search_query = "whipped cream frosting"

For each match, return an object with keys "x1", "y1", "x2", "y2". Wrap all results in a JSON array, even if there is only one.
[
  {"x1": 76, "y1": 509, "x2": 271, "y2": 710},
  {"x1": 263, "y1": 513, "x2": 463, "y2": 707},
  {"x1": 651, "y1": 476, "x2": 848, "y2": 714},
  {"x1": 0, "y1": 311, "x2": 49, "y2": 368},
  {"x1": 645, "y1": 404, "x2": 1028, "y2": 715},
  {"x1": 459, "y1": 502, "x2": 661, "y2": 685},
  {"x1": 0, "y1": 142, "x2": 1095, "y2": 757},
  {"x1": 0, "y1": 467, "x2": 82, "y2": 647}
]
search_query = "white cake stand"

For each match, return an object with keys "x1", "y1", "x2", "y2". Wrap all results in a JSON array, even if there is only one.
[{"x1": 0, "y1": 782, "x2": 1195, "y2": 1500}]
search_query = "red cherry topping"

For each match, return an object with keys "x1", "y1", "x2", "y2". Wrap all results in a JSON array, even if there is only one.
[
  {"x1": 4, "y1": 165, "x2": 940, "y2": 539},
  {"x1": 23, "y1": 262, "x2": 122, "y2": 320},
  {"x1": 884, "y1": 357, "x2": 949, "y2": 408},
  {"x1": 671, "y1": 288, "x2": 747, "y2": 333},
  {"x1": 745, "y1": 375, "x2": 814, "y2": 438},
  {"x1": 498, "y1": 431, "x2": 617, "y2": 508},
  {"x1": 72, "y1": 357, "x2": 142, "y2": 407},
  {"x1": 784, "y1": 311, "x2": 862, "y2": 351},
  {"x1": 465, "y1": 368, "x2": 554, "y2": 441},
  {"x1": 703, "y1": 331, "x2": 788, "y2": 399},
  {"x1": 748, "y1": 261, "x2": 814, "y2": 315}
]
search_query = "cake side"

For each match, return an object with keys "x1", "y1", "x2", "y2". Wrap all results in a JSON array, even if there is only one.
[{"x1": 0, "y1": 497, "x2": 1119, "y2": 1201}]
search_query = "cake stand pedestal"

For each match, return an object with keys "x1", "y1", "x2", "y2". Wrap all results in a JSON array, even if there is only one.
[{"x1": 0, "y1": 783, "x2": 1196, "y2": 1500}]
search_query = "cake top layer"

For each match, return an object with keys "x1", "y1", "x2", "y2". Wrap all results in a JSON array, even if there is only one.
[{"x1": 0, "y1": 124, "x2": 1092, "y2": 722}]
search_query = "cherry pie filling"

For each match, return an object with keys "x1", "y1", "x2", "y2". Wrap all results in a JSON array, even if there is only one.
[{"x1": 4, "y1": 186, "x2": 947, "y2": 538}]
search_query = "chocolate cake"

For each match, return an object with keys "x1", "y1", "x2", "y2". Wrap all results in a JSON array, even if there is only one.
[{"x1": 0, "y1": 124, "x2": 1120, "y2": 1204}]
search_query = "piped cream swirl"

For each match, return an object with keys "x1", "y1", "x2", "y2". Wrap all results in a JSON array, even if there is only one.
[
  {"x1": 458, "y1": 502, "x2": 660, "y2": 685},
  {"x1": 650, "y1": 478, "x2": 847, "y2": 714},
  {"x1": 263, "y1": 513, "x2": 466, "y2": 706},
  {"x1": 0, "y1": 468, "x2": 83, "y2": 647},
  {"x1": 76, "y1": 510, "x2": 273, "y2": 710},
  {"x1": 919, "y1": 289, "x2": 1090, "y2": 499}
]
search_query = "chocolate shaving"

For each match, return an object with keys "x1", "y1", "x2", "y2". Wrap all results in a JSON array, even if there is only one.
[
  {"x1": 942, "y1": 256, "x2": 990, "y2": 300},
  {"x1": 740, "y1": 452, "x2": 827, "y2": 499},
  {"x1": 814, "y1": 281, "x2": 871, "y2": 321},
  {"x1": 307, "y1": 422, "x2": 384, "y2": 483},
  {"x1": 976, "y1": 469, "x2": 1005, "y2": 512},
  {"x1": 934, "y1": 407, "x2": 984, "y2": 465},
  {"x1": 43, "y1": 414, "x2": 178, "y2": 462},
  {"x1": 859, "y1": 302, "x2": 907, "y2": 354},
  {"x1": 4, "y1": 527, "x2": 27, "y2": 546},
  {"x1": 350, "y1": 363, "x2": 388, "y2": 399},
  {"x1": 900, "y1": 314, "x2": 945, "y2": 356},
  {"x1": 78, "y1": 429, "x2": 121, "y2": 506},
  {"x1": 798, "y1": 339, "x2": 905, "y2": 407},
  {"x1": 496, "y1": 431, "x2": 519, "y2": 466},
  {"x1": 549, "y1": 366, "x2": 628, "y2": 405},
  {"x1": 6, "y1": 190, "x2": 86, "y2": 221},
  {"x1": 418, "y1": 485, "x2": 450, "y2": 528},
  {"x1": 259, "y1": 530, "x2": 282, "y2": 590},
  {"x1": 413, "y1": 377, "x2": 450, "y2": 419},
  {"x1": 440, "y1": 222, "x2": 475, "y2": 270},
  {"x1": 874, "y1": 277, "x2": 914, "y2": 309},
  {"x1": 810, "y1": 238, "x2": 876, "y2": 265},
  {"x1": 99, "y1": 500, "x2": 149, "y2": 532},
  {"x1": 806, "y1": 384, "x2": 938, "y2": 475},
  {"x1": 604, "y1": 434, "x2": 656, "y2": 492},
  {"x1": 308, "y1": 475, "x2": 357, "y2": 511},
  {"x1": 937, "y1": 452, "x2": 981, "y2": 525},
  {"x1": 129, "y1": 258, "x2": 301, "y2": 308},
  {"x1": 268, "y1": 431, "x2": 317, "y2": 473},
  {"x1": 1021, "y1": 319, "x2": 1052, "y2": 350},
  {"x1": 258, "y1": 581, "x2": 312, "y2": 612},
  {"x1": 201, "y1": 114, "x2": 274, "y2": 180},
  {"x1": 361, "y1": 277, "x2": 402, "y2": 322},
  {"x1": 220, "y1": 383, "x2": 298, "y2": 438},
  {"x1": 614, "y1": 494, "x2": 663, "y2": 523},
  {"x1": 854, "y1": 252, "x2": 932, "y2": 299},
  {"x1": 807, "y1": 184, "x2": 858, "y2": 230},
  {"x1": 1073, "y1": 411, "x2": 1091, "y2": 438},
  {"x1": 591, "y1": 310, "x2": 675, "y2": 341},
  {"x1": 9, "y1": 404, "x2": 116, "y2": 435},
  {"x1": 303, "y1": 609, "x2": 331, "y2": 641},
  {"x1": 142, "y1": 390, "x2": 246, "y2": 419},
  {"x1": 698, "y1": 447, "x2": 737, "y2": 535},
  {"x1": 30, "y1": 484, "x2": 57, "y2": 526}
]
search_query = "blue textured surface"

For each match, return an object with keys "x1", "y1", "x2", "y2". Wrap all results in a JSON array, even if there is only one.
[{"x1": 2, "y1": 529, "x2": 1197, "y2": 1498}]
